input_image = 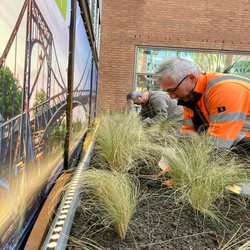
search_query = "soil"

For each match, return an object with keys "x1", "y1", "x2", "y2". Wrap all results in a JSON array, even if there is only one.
[{"x1": 68, "y1": 153, "x2": 250, "y2": 250}]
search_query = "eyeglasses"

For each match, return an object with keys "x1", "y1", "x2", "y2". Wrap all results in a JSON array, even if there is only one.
[{"x1": 165, "y1": 75, "x2": 188, "y2": 93}]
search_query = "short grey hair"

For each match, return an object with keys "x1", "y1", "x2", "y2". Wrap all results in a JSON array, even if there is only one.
[
  {"x1": 126, "y1": 91, "x2": 142, "y2": 100},
  {"x1": 153, "y1": 57, "x2": 200, "y2": 83}
]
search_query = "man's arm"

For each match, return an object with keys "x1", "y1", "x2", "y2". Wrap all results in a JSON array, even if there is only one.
[
  {"x1": 127, "y1": 99, "x2": 136, "y2": 113},
  {"x1": 207, "y1": 83, "x2": 249, "y2": 149},
  {"x1": 180, "y1": 107, "x2": 196, "y2": 132},
  {"x1": 142, "y1": 96, "x2": 169, "y2": 127}
]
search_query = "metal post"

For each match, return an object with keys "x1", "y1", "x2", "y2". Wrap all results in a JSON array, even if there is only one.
[
  {"x1": 0, "y1": 78, "x2": 5, "y2": 167},
  {"x1": 64, "y1": 0, "x2": 76, "y2": 170},
  {"x1": 25, "y1": 0, "x2": 33, "y2": 166},
  {"x1": 88, "y1": 57, "x2": 94, "y2": 126},
  {"x1": 94, "y1": 65, "x2": 99, "y2": 117},
  {"x1": 46, "y1": 42, "x2": 52, "y2": 99},
  {"x1": 19, "y1": 0, "x2": 32, "y2": 164}
]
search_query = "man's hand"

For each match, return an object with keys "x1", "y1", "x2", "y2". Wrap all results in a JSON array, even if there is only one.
[{"x1": 127, "y1": 100, "x2": 136, "y2": 112}]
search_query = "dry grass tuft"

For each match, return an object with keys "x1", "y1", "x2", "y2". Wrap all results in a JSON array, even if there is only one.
[
  {"x1": 95, "y1": 112, "x2": 146, "y2": 172},
  {"x1": 79, "y1": 169, "x2": 143, "y2": 239},
  {"x1": 160, "y1": 133, "x2": 250, "y2": 219}
]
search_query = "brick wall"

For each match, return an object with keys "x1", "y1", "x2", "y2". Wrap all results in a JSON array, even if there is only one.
[{"x1": 98, "y1": 0, "x2": 250, "y2": 112}]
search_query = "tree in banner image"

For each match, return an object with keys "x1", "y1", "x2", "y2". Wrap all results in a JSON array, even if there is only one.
[
  {"x1": 33, "y1": 89, "x2": 46, "y2": 115},
  {"x1": 0, "y1": 67, "x2": 22, "y2": 121}
]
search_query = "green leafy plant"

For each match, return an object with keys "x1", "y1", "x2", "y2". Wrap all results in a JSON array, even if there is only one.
[
  {"x1": 79, "y1": 169, "x2": 142, "y2": 239},
  {"x1": 33, "y1": 89, "x2": 46, "y2": 106}
]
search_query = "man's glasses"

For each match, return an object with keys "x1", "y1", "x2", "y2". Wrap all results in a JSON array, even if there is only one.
[{"x1": 165, "y1": 75, "x2": 188, "y2": 93}]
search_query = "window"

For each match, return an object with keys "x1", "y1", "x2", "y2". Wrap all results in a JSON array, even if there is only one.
[{"x1": 134, "y1": 47, "x2": 250, "y2": 90}]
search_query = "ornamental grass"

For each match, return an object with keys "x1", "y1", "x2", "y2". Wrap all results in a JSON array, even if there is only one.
[
  {"x1": 94, "y1": 112, "x2": 146, "y2": 172},
  {"x1": 78, "y1": 169, "x2": 142, "y2": 239},
  {"x1": 94, "y1": 111, "x2": 167, "y2": 173},
  {"x1": 160, "y1": 133, "x2": 250, "y2": 219}
]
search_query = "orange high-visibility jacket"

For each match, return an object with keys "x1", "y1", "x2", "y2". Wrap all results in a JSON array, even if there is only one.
[{"x1": 181, "y1": 73, "x2": 250, "y2": 149}]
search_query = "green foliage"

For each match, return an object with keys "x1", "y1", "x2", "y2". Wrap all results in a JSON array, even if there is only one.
[
  {"x1": 33, "y1": 89, "x2": 46, "y2": 107},
  {"x1": 193, "y1": 53, "x2": 218, "y2": 72},
  {"x1": 48, "y1": 120, "x2": 66, "y2": 148},
  {"x1": 79, "y1": 169, "x2": 142, "y2": 239},
  {"x1": 48, "y1": 119, "x2": 84, "y2": 150},
  {"x1": 33, "y1": 89, "x2": 46, "y2": 114},
  {"x1": 161, "y1": 133, "x2": 250, "y2": 218},
  {"x1": 72, "y1": 119, "x2": 83, "y2": 134},
  {"x1": 94, "y1": 111, "x2": 170, "y2": 175},
  {"x1": 144, "y1": 119, "x2": 181, "y2": 147},
  {"x1": 0, "y1": 67, "x2": 22, "y2": 120}
]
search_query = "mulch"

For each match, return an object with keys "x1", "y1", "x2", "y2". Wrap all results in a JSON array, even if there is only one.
[{"x1": 68, "y1": 175, "x2": 250, "y2": 250}]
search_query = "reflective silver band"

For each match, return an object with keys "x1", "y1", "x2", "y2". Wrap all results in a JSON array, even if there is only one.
[
  {"x1": 206, "y1": 75, "x2": 250, "y2": 94},
  {"x1": 210, "y1": 112, "x2": 247, "y2": 123},
  {"x1": 205, "y1": 75, "x2": 250, "y2": 112},
  {"x1": 183, "y1": 118, "x2": 194, "y2": 126},
  {"x1": 210, "y1": 135, "x2": 234, "y2": 148}
]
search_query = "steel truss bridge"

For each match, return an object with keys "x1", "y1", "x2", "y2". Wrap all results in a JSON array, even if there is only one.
[
  {"x1": 0, "y1": 0, "x2": 99, "y2": 249},
  {"x1": 0, "y1": 0, "x2": 94, "y2": 177}
]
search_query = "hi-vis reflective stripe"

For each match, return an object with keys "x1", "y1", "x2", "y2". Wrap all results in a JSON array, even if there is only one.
[
  {"x1": 206, "y1": 75, "x2": 250, "y2": 94},
  {"x1": 210, "y1": 112, "x2": 247, "y2": 123},
  {"x1": 237, "y1": 118, "x2": 250, "y2": 141},
  {"x1": 211, "y1": 118, "x2": 250, "y2": 148},
  {"x1": 210, "y1": 135, "x2": 234, "y2": 148},
  {"x1": 183, "y1": 118, "x2": 194, "y2": 126},
  {"x1": 205, "y1": 75, "x2": 250, "y2": 111},
  {"x1": 243, "y1": 118, "x2": 250, "y2": 129}
]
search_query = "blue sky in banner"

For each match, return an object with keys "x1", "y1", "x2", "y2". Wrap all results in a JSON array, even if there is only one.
[
  {"x1": 36, "y1": 0, "x2": 70, "y2": 84},
  {"x1": 74, "y1": 4, "x2": 92, "y2": 92}
]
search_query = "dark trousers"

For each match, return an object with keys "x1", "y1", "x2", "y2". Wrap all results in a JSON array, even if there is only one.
[{"x1": 232, "y1": 137, "x2": 250, "y2": 158}]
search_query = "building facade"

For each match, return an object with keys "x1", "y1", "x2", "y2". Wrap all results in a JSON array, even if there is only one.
[{"x1": 98, "y1": 0, "x2": 250, "y2": 111}]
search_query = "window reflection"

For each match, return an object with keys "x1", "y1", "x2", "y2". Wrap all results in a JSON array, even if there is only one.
[{"x1": 135, "y1": 48, "x2": 250, "y2": 90}]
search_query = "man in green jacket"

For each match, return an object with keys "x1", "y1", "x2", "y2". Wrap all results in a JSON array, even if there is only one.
[{"x1": 126, "y1": 90, "x2": 183, "y2": 127}]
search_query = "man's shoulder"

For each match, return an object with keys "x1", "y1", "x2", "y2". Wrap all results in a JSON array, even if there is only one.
[
  {"x1": 150, "y1": 91, "x2": 171, "y2": 101},
  {"x1": 151, "y1": 91, "x2": 170, "y2": 97}
]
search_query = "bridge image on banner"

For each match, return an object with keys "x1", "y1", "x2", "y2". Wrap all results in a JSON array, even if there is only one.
[{"x1": 0, "y1": 0, "x2": 98, "y2": 247}]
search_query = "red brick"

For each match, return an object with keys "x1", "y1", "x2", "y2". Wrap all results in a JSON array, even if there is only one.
[{"x1": 98, "y1": 0, "x2": 250, "y2": 112}]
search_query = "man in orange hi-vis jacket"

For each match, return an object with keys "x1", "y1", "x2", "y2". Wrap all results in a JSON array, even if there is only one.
[{"x1": 153, "y1": 57, "x2": 250, "y2": 155}]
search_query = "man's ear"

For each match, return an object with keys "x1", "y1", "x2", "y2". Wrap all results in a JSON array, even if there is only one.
[
  {"x1": 188, "y1": 74, "x2": 196, "y2": 80},
  {"x1": 188, "y1": 74, "x2": 197, "y2": 86}
]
